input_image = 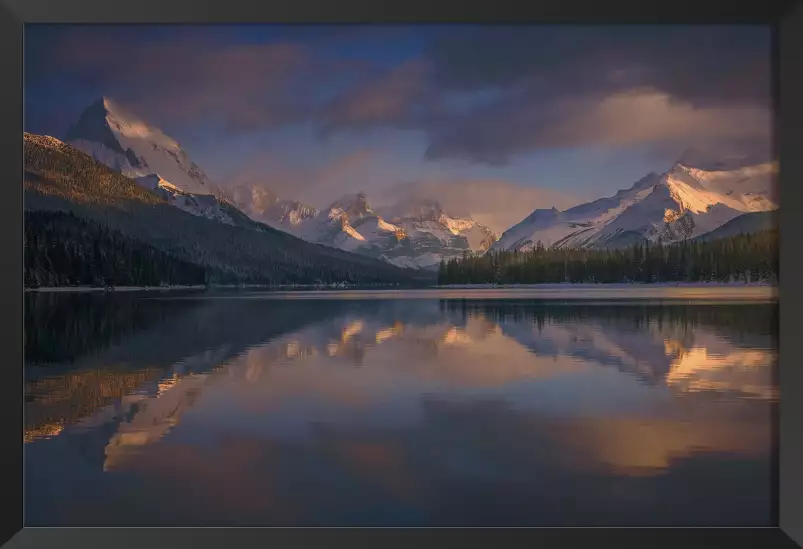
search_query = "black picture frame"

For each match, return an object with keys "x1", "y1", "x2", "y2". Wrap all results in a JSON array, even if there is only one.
[{"x1": 3, "y1": 0, "x2": 802, "y2": 547}]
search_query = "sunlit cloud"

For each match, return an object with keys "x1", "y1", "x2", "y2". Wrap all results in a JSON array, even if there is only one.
[
  {"x1": 377, "y1": 178, "x2": 590, "y2": 234},
  {"x1": 223, "y1": 148, "x2": 382, "y2": 209}
]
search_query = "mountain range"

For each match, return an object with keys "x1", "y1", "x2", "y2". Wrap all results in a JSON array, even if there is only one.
[
  {"x1": 272, "y1": 192, "x2": 497, "y2": 269},
  {"x1": 27, "y1": 96, "x2": 778, "y2": 282},
  {"x1": 491, "y1": 149, "x2": 777, "y2": 252},
  {"x1": 224, "y1": 186, "x2": 499, "y2": 269},
  {"x1": 64, "y1": 97, "x2": 498, "y2": 269},
  {"x1": 23, "y1": 132, "x2": 427, "y2": 285}
]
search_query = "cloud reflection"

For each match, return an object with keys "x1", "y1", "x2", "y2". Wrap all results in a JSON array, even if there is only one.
[{"x1": 25, "y1": 300, "x2": 776, "y2": 525}]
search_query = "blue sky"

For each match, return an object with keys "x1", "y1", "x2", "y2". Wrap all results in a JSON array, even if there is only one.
[{"x1": 24, "y1": 24, "x2": 772, "y2": 232}]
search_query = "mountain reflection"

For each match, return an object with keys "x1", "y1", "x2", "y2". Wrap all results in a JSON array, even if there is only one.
[{"x1": 25, "y1": 295, "x2": 776, "y2": 526}]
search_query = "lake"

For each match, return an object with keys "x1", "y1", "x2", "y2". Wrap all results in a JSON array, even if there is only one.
[{"x1": 24, "y1": 286, "x2": 778, "y2": 526}]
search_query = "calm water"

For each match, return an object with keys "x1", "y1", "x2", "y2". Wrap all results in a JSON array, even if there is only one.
[{"x1": 24, "y1": 287, "x2": 778, "y2": 526}]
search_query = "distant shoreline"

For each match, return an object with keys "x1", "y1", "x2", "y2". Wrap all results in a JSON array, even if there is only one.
[
  {"x1": 23, "y1": 282, "x2": 406, "y2": 293},
  {"x1": 24, "y1": 285, "x2": 208, "y2": 293},
  {"x1": 435, "y1": 281, "x2": 775, "y2": 289},
  {"x1": 23, "y1": 281, "x2": 777, "y2": 294}
]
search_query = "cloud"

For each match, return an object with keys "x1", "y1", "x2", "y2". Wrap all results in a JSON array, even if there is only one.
[
  {"x1": 318, "y1": 59, "x2": 435, "y2": 135},
  {"x1": 221, "y1": 141, "x2": 586, "y2": 232},
  {"x1": 27, "y1": 25, "x2": 773, "y2": 168},
  {"x1": 423, "y1": 26, "x2": 771, "y2": 109},
  {"x1": 223, "y1": 148, "x2": 381, "y2": 208},
  {"x1": 26, "y1": 26, "x2": 363, "y2": 135},
  {"x1": 377, "y1": 178, "x2": 589, "y2": 235},
  {"x1": 319, "y1": 26, "x2": 772, "y2": 165},
  {"x1": 422, "y1": 88, "x2": 772, "y2": 165}
]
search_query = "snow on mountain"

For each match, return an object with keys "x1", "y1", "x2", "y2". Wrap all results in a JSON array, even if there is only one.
[
  {"x1": 295, "y1": 192, "x2": 405, "y2": 253},
  {"x1": 66, "y1": 97, "x2": 215, "y2": 195},
  {"x1": 378, "y1": 197, "x2": 497, "y2": 251},
  {"x1": 679, "y1": 163, "x2": 777, "y2": 210},
  {"x1": 134, "y1": 174, "x2": 236, "y2": 225},
  {"x1": 377, "y1": 197, "x2": 498, "y2": 267},
  {"x1": 251, "y1": 193, "x2": 498, "y2": 269},
  {"x1": 225, "y1": 183, "x2": 320, "y2": 231},
  {"x1": 63, "y1": 97, "x2": 267, "y2": 227},
  {"x1": 492, "y1": 151, "x2": 777, "y2": 252}
]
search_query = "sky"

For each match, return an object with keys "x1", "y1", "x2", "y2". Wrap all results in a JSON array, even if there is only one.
[{"x1": 24, "y1": 24, "x2": 773, "y2": 234}]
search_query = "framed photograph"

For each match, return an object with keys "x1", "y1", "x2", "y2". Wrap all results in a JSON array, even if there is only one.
[{"x1": 3, "y1": 0, "x2": 802, "y2": 547}]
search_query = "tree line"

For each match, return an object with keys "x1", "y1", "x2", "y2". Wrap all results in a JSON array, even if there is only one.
[
  {"x1": 438, "y1": 230, "x2": 779, "y2": 285},
  {"x1": 25, "y1": 210, "x2": 208, "y2": 288}
]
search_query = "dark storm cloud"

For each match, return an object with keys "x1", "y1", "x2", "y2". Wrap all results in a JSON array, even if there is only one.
[
  {"x1": 27, "y1": 25, "x2": 771, "y2": 165},
  {"x1": 419, "y1": 87, "x2": 771, "y2": 165},
  {"x1": 315, "y1": 58, "x2": 444, "y2": 142},
  {"x1": 25, "y1": 26, "x2": 368, "y2": 136},
  {"x1": 423, "y1": 26, "x2": 770, "y2": 108},
  {"x1": 321, "y1": 25, "x2": 771, "y2": 164}
]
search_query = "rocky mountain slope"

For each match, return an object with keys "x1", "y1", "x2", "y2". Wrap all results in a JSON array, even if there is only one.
[{"x1": 492, "y1": 152, "x2": 777, "y2": 252}]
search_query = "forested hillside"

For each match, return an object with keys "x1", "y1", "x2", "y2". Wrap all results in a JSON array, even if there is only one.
[
  {"x1": 24, "y1": 133, "x2": 429, "y2": 285},
  {"x1": 438, "y1": 230, "x2": 778, "y2": 285},
  {"x1": 25, "y1": 210, "x2": 207, "y2": 288}
]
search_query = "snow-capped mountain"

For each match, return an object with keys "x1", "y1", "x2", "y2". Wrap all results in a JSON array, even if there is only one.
[
  {"x1": 59, "y1": 98, "x2": 493, "y2": 270},
  {"x1": 377, "y1": 197, "x2": 498, "y2": 267},
  {"x1": 492, "y1": 151, "x2": 777, "y2": 252},
  {"x1": 299, "y1": 194, "x2": 499, "y2": 268},
  {"x1": 24, "y1": 132, "x2": 425, "y2": 284},
  {"x1": 66, "y1": 97, "x2": 214, "y2": 194},
  {"x1": 226, "y1": 183, "x2": 319, "y2": 230},
  {"x1": 134, "y1": 174, "x2": 237, "y2": 225},
  {"x1": 247, "y1": 192, "x2": 497, "y2": 269},
  {"x1": 65, "y1": 97, "x2": 250, "y2": 226},
  {"x1": 295, "y1": 192, "x2": 408, "y2": 254}
]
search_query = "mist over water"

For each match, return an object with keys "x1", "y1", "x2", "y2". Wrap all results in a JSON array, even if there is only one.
[{"x1": 24, "y1": 289, "x2": 777, "y2": 526}]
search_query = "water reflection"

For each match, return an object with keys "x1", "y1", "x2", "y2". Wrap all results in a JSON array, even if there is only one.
[{"x1": 25, "y1": 293, "x2": 777, "y2": 526}]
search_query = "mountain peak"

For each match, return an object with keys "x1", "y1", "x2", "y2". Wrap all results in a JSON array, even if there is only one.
[
  {"x1": 524, "y1": 207, "x2": 562, "y2": 221},
  {"x1": 329, "y1": 192, "x2": 372, "y2": 216},
  {"x1": 492, "y1": 149, "x2": 777, "y2": 253},
  {"x1": 88, "y1": 96, "x2": 115, "y2": 111},
  {"x1": 65, "y1": 97, "x2": 128, "y2": 155},
  {"x1": 64, "y1": 97, "x2": 213, "y2": 194},
  {"x1": 77, "y1": 96, "x2": 134, "y2": 124}
]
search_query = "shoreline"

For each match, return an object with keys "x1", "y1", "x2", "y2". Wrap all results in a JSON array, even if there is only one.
[
  {"x1": 24, "y1": 285, "x2": 208, "y2": 293},
  {"x1": 24, "y1": 281, "x2": 777, "y2": 294},
  {"x1": 434, "y1": 281, "x2": 775, "y2": 289}
]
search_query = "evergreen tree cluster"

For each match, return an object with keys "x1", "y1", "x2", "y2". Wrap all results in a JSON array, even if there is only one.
[
  {"x1": 438, "y1": 230, "x2": 779, "y2": 285},
  {"x1": 25, "y1": 211, "x2": 207, "y2": 288}
]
